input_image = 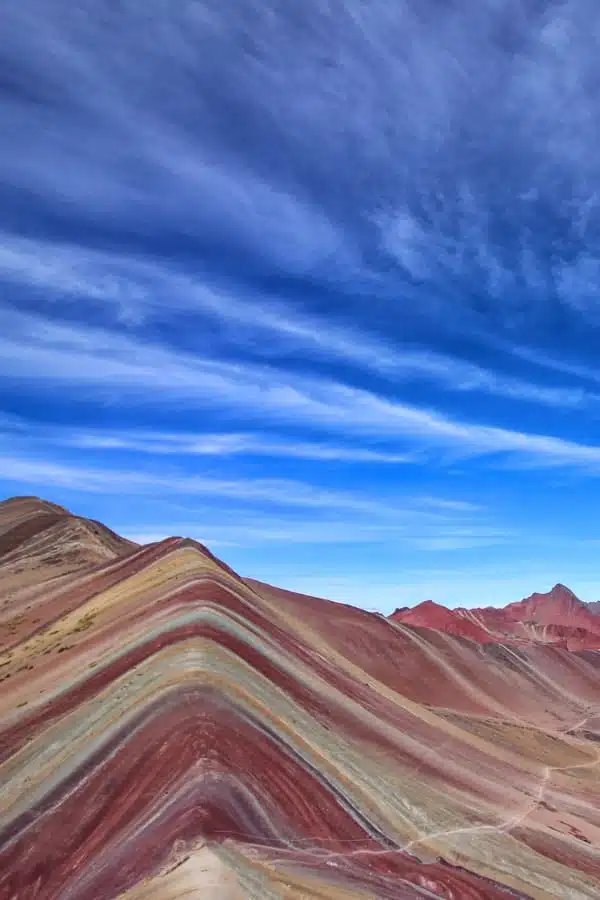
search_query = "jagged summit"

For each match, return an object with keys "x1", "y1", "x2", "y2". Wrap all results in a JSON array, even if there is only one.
[
  {"x1": 392, "y1": 580, "x2": 600, "y2": 650},
  {"x1": 529, "y1": 582, "x2": 580, "y2": 602},
  {"x1": 506, "y1": 582, "x2": 587, "y2": 625},
  {"x1": 552, "y1": 582, "x2": 578, "y2": 595},
  {"x1": 391, "y1": 605, "x2": 410, "y2": 616}
]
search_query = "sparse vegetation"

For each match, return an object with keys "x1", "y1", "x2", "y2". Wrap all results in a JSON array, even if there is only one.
[{"x1": 72, "y1": 611, "x2": 97, "y2": 634}]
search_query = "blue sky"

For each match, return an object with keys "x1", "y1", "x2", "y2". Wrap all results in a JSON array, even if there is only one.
[{"x1": 3, "y1": 1, "x2": 600, "y2": 610}]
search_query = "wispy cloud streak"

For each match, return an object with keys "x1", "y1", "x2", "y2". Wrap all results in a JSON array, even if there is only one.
[
  {"x1": 4, "y1": 311, "x2": 600, "y2": 473},
  {"x1": 0, "y1": 234, "x2": 595, "y2": 410},
  {"x1": 0, "y1": 455, "x2": 395, "y2": 515}
]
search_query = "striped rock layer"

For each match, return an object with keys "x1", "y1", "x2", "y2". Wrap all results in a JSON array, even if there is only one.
[{"x1": 2, "y1": 496, "x2": 600, "y2": 899}]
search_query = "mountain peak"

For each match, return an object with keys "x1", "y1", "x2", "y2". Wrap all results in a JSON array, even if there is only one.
[
  {"x1": 390, "y1": 598, "x2": 451, "y2": 623},
  {"x1": 501, "y1": 582, "x2": 591, "y2": 631},
  {"x1": 0, "y1": 495, "x2": 69, "y2": 515},
  {"x1": 529, "y1": 583, "x2": 583, "y2": 609},
  {"x1": 550, "y1": 583, "x2": 578, "y2": 598}
]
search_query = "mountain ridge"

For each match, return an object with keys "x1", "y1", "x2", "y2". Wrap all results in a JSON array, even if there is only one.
[
  {"x1": 391, "y1": 583, "x2": 600, "y2": 651},
  {"x1": 3, "y1": 495, "x2": 600, "y2": 898}
]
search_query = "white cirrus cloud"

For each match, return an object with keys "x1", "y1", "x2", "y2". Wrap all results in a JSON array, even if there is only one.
[{"x1": 3, "y1": 310, "x2": 600, "y2": 473}]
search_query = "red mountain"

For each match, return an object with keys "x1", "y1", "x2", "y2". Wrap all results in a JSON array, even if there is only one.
[
  {"x1": 504, "y1": 583, "x2": 598, "y2": 628},
  {"x1": 390, "y1": 599, "x2": 494, "y2": 644},
  {"x1": 391, "y1": 583, "x2": 600, "y2": 650}
]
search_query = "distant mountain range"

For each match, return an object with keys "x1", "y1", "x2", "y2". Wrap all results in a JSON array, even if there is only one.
[{"x1": 391, "y1": 583, "x2": 600, "y2": 651}]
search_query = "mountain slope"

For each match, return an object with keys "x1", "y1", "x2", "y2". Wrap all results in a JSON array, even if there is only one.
[
  {"x1": 0, "y1": 496, "x2": 138, "y2": 648},
  {"x1": 2, "y1": 497, "x2": 600, "y2": 899}
]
